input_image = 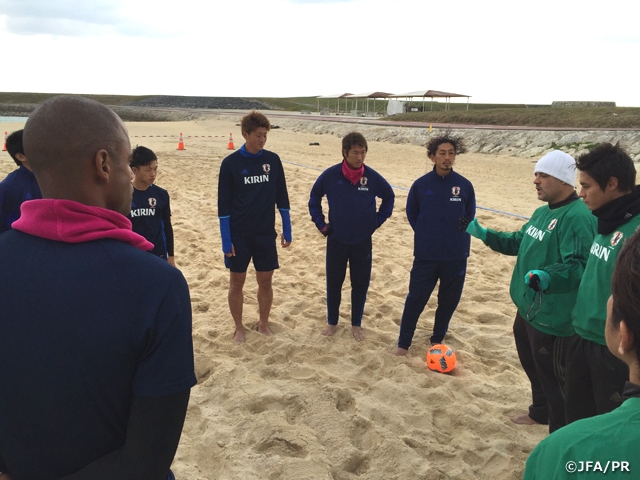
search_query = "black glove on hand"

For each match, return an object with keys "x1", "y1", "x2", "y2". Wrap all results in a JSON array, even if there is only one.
[
  {"x1": 320, "y1": 224, "x2": 333, "y2": 237},
  {"x1": 528, "y1": 274, "x2": 542, "y2": 293},
  {"x1": 459, "y1": 214, "x2": 471, "y2": 231}
]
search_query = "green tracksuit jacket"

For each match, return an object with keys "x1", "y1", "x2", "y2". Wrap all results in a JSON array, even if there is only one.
[
  {"x1": 572, "y1": 213, "x2": 640, "y2": 345},
  {"x1": 523, "y1": 397, "x2": 640, "y2": 479},
  {"x1": 484, "y1": 198, "x2": 596, "y2": 337}
]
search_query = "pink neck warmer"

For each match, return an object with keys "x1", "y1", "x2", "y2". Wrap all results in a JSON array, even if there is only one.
[
  {"x1": 12, "y1": 199, "x2": 154, "y2": 251},
  {"x1": 342, "y1": 159, "x2": 365, "y2": 185}
]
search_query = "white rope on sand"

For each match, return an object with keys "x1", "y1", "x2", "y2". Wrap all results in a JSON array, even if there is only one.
[{"x1": 281, "y1": 159, "x2": 531, "y2": 221}]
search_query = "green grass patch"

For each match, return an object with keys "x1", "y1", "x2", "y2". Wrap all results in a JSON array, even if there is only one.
[
  {"x1": 384, "y1": 107, "x2": 640, "y2": 129},
  {"x1": 253, "y1": 96, "x2": 320, "y2": 112}
]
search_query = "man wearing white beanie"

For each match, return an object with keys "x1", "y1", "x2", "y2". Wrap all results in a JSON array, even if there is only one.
[{"x1": 461, "y1": 150, "x2": 596, "y2": 433}]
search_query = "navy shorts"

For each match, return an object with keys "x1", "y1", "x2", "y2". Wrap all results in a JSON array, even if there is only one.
[{"x1": 224, "y1": 233, "x2": 279, "y2": 273}]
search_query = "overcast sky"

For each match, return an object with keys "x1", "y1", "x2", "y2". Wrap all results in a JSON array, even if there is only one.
[{"x1": 1, "y1": 0, "x2": 639, "y2": 106}]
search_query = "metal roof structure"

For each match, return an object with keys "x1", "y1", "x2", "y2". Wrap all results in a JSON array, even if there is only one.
[
  {"x1": 317, "y1": 93, "x2": 354, "y2": 99},
  {"x1": 344, "y1": 92, "x2": 394, "y2": 112},
  {"x1": 315, "y1": 89, "x2": 472, "y2": 114},
  {"x1": 389, "y1": 90, "x2": 470, "y2": 98},
  {"x1": 345, "y1": 92, "x2": 394, "y2": 99},
  {"x1": 389, "y1": 89, "x2": 471, "y2": 111}
]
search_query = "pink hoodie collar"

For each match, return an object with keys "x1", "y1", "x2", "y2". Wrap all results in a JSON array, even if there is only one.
[
  {"x1": 12, "y1": 199, "x2": 153, "y2": 251},
  {"x1": 341, "y1": 159, "x2": 365, "y2": 185}
]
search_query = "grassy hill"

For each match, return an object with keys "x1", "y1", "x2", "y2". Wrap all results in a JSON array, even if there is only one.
[
  {"x1": 2, "y1": 93, "x2": 640, "y2": 129},
  {"x1": 385, "y1": 107, "x2": 640, "y2": 129}
]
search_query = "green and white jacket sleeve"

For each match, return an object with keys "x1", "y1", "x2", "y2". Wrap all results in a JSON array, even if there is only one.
[{"x1": 484, "y1": 222, "x2": 526, "y2": 256}]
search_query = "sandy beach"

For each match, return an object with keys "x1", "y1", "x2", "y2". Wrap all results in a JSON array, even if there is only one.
[{"x1": 1, "y1": 116, "x2": 549, "y2": 479}]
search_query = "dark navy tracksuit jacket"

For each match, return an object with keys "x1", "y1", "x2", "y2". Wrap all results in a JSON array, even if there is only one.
[
  {"x1": 309, "y1": 163, "x2": 394, "y2": 325},
  {"x1": 397, "y1": 168, "x2": 476, "y2": 348},
  {"x1": 308, "y1": 164, "x2": 394, "y2": 244}
]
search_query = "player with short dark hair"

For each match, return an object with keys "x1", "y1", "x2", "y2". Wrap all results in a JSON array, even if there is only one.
[
  {"x1": 564, "y1": 143, "x2": 640, "y2": 424},
  {"x1": 524, "y1": 228, "x2": 640, "y2": 479},
  {"x1": 6, "y1": 129, "x2": 25, "y2": 167},
  {"x1": 309, "y1": 131, "x2": 394, "y2": 341},
  {"x1": 129, "y1": 146, "x2": 175, "y2": 266},
  {"x1": 0, "y1": 129, "x2": 42, "y2": 233},
  {"x1": 0, "y1": 96, "x2": 195, "y2": 480},
  {"x1": 218, "y1": 110, "x2": 292, "y2": 343}
]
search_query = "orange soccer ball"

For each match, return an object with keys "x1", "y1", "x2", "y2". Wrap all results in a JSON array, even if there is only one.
[{"x1": 426, "y1": 344, "x2": 457, "y2": 373}]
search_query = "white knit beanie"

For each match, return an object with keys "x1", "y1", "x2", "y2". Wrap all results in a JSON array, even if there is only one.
[{"x1": 534, "y1": 150, "x2": 577, "y2": 185}]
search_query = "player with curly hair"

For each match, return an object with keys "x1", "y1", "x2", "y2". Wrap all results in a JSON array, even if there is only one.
[{"x1": 391, "y1": 133, "x2": 475, "y2": 355}]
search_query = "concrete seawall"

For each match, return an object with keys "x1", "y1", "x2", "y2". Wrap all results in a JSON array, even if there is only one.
[{"x1": 270, "y1": 117, "x2": 640, "y2": 162}]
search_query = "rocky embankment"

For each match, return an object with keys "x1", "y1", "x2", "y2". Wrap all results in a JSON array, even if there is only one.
[
  {"x1": 268, "y1": 117, "x2": 640, "y2": 162},
  {"x1": 0, "y1": 103, "x2": 35, "y2": 117},
  {"x1": 3, "y1": 102, "x2": 638, "y2": 161}
]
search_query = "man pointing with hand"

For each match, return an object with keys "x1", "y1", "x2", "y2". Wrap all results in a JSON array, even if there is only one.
[{"x1": 464, "y1": 150, "x2": 596, "y2": 433}]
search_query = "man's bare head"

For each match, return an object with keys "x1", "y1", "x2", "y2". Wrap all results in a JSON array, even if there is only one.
[{"x1": 23, "y1": 96, "x2": 133, "y2": 215}]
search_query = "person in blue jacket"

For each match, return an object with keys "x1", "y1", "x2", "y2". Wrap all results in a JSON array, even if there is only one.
[
  {"x1": 129, "y1": 146, "x2": 175, "y2": 266},
  {"x1": 0, "y1": 129, "x2": 41, "y2": 233},
  {"x1": 218, "y1": 111, "x2": 292, "y2": 343},
  {"x1": 391, "y1": 134, "x2": 476, "y2": 355},
  {"x1": 309, "y1": 132, "x2": 394, "y2": 341}
]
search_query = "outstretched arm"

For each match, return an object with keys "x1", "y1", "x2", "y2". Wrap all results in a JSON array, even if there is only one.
[{"x1": 479, "y1": 220, "x2": 526, "y2": 256}]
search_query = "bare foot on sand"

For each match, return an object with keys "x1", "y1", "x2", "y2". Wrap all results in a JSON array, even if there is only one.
[
  {"x1": 352, "y1": 326, "x2": 365, "y2": 342},
  {"x1": 233, "y1": 327, "x2": 246, "y2": 344},
  {"x1": 322, "y1": 324, "x2": 338, "y2": 336},
  {"x1": 257, "y1": 322, "x2": 274, "y2": 337},
  {"x1": 389, "y1": 347, "x2": 409, "y2": 356},
  {"x1": 510, "y1": 414, "x2": 542, "y2": 425}
]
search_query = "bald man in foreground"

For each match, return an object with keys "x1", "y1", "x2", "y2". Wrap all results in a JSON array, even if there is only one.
[{"x1": 0, "y1": 96, "x2": 196, "y2": 480}]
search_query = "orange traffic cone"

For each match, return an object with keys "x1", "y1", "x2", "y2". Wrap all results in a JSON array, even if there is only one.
[
  {"x1": 176, "y1": 132, "x2": 186, "y2": 151},
  {"x1": 2, "y1": 132, "x2": 7, "y2": 152},
  {"x1": 227, "y1": 133, "x2": 235, "y2": 150}
]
